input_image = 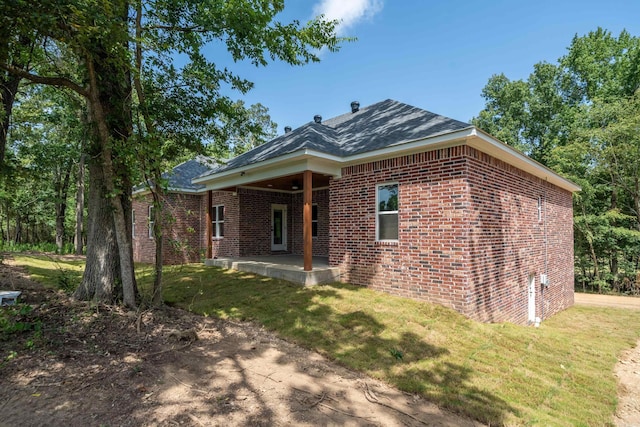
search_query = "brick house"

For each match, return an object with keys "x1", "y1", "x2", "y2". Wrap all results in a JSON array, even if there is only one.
[
  {"x1": 132, "y1": 155, "x2": 217, "y2": 265},
  {"x1": 133, "y1": 99, "x2": 580, "y2": 324}
]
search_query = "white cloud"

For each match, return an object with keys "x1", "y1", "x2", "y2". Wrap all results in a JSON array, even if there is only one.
[{"x1": 313, "y1": 0, "x2": 383, "y2": 35}]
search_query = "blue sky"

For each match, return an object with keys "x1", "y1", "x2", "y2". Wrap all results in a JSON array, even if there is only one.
[{"x1": 222, "y1": 0, "x2": 640, "y2": 133}]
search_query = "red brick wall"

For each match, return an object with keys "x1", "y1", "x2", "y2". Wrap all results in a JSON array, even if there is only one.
[
  {"x1": 237, "y1": 188, "x2": 293, "y2": 256},
  {"x1": 329, "y1": 145, "x2": 574, "y2": 324},
  {"x1": 132, "y1": 196, "x2": 155, "y2": 264},
  {"x1": 210, "y1": 191, "x2": 240, "y2": 258},
  {"x1": 292, "y1": 188, "x2": 329, "y2": 257},
  {"x1": 465, "y1": 147, "x2": 574, "y2": 323},
  {"x1": 132, "y1": 193, "x2": 206, "y2": 265},
  {"x1": 135, "y1": 186, "x2": 331, "y2": 262}
]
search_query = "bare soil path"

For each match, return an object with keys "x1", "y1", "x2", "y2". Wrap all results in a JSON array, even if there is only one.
[
  {"x1": 574, "y1": 292, "x2": 640, "y2": 427},
  {"x1": 574, "y1": 293, "x2": 640, "y2": 310},
  {"x1": 0, "y1": 256, "x2": 481, "y2": 427}
]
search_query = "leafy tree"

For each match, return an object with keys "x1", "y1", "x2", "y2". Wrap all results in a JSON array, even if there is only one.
[
  {"x1": 220, "y1": 101, "x2": 278, "y2": 157},
  {"x1": 9, "y1": 84, "x2": 84, "y2": 252},
  {"x1": 127, "y1": 1, "x2": 342, "y2": 305},
  {"x1": 472, "y1": 62, "x2": 572, "y2": 164},
  {"x1": 0, "y1": 0, "x2": 343, "y2": 307},
  {"x1": 474, "y1": 28, "x2": 640, "y2": 293}
]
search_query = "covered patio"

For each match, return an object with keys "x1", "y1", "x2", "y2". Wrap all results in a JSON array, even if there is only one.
[{"x1": 204, "y1": 255, "x2": 341, "y2": 286}]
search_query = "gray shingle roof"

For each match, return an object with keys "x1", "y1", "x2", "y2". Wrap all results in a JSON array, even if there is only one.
[
  {"x1": 165, "y1": 155, "x2": 219, "y2": 191},
  {"x1": 200, "y1": 99, "x2": 471, "y2": 178},
  {"x1": 134, "y1": 155, "x2": 219, "y2": 193}
]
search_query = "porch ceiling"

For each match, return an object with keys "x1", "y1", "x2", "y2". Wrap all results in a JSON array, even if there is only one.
[{"x1": 219, "y1": 172, "x2": 330, "y2": 192}]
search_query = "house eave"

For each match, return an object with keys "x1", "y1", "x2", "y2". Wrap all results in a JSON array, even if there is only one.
[
  {"x1": 133, "y1": 186, "x2": 206, "y2": 196},
  {"x1": 192, "y1": 127, "x2": 580, "y2": 194},
  {"x1": 193, "y1": 149, "x2": 343, "y2": 191},
  {"x1": 468, "y1": 128, "x2": 581, "y2": 193}
]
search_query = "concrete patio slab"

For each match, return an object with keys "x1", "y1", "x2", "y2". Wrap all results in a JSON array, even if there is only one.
[{"x1": 204, "y1": 255, "x2": 341, "y2": 286}]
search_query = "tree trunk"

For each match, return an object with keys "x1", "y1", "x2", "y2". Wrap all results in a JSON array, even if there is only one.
[
  {"x1": 5, "y1": 200, "x2": 9, "y2": 245},
  {"x1": 151, "y1": 186, "x2": 164, "y2": 306},
  {"x1": 634, "y1": 175, "x2": 640, "y2": 231},
  {"x1": 73, "y1": 1, "x2": 138, "y2": 307},
  {"x1": 82, "y1": 8, "x2": 137, "y2": 307},
  {"x1": 74, "y1": 153, "x2": 85, "y2": 254},
  {"x1": 14, "y1": 215, "x2": 21, "y2": 243},
  {"x1": 75, "y1": 158, "x2": 121, "y2": 302},
  {"x1": 610, "y1": 175, "x2": 618, "y2": 289},
  {"x1": 0, "y1": 73, "x2": 20, "y2": 166},
  {"x1": 55, "y1": 160, "x2": 73, "y2": 253}
]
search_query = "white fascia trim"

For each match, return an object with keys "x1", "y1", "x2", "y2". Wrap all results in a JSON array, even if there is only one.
[
  {"x1": 468, "y1": 129, "x2": 581, "y2": 192},
  {"x1": 194, "y1": 150, "x2": 343, "y2": 190},
  {"x1": 166, "y1": 187, "x2": 207, "y2": 195},
  {"x1": 133, "y1": 186, "x2": 206, "y2": 196},
  {"x1": 193, "y1": 149, "x2": 343, "y2": 184}
]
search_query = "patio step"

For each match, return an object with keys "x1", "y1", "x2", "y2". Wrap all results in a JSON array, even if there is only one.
[{"x1": 204, "y1": 258, "x2": 341, "y2": 286}]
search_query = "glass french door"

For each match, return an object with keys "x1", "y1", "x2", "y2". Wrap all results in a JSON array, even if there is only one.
[{"x1": 271, "y1": 204, "x2": 287, "y2": 251}]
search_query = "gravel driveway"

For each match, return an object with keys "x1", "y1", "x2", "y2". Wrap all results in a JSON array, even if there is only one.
[{"x1": 574, "y1": 293, "x2": 640, "y2": 310}]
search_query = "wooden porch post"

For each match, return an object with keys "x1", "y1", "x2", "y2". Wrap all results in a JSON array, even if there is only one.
[
  {"x1": 303, "y1": 170, "x2": 312, "y2": 271},
  {"x1": 206, "y1": 190, "x2": 212, "y2": 259}
]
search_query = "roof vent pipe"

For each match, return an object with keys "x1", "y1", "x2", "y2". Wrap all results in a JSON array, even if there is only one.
[
  {"x1": 313, "y1": 114, "x2": 322, "y2": 124},
  {"x1": 284, "y1": 126, "x2": 292, "y2": 133},
  {"x1": 351, "y1": 101, "x2": 360, "y2": 113}
]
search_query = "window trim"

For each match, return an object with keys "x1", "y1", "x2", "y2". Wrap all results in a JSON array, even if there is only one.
[
  {"x1": 375, "y1": 182, "x2": 399, "y2": 242},
  {"x1": 148, "y1": 205, "x2": 154, "y2": 239},
  {"x1": 132, "y1": 209, "x2": 136, "y2": 239},
  {"x1": 212, "y1": 204, "x2": 224, "y2": 239}
]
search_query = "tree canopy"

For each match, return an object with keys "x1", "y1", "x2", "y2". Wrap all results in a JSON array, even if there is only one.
[
  {"x1": 0, "y1": 0, "x2": 344, "y2": 306},
  {"x1": 473, "y1": 28, "x2": 640, "y2": 293}
]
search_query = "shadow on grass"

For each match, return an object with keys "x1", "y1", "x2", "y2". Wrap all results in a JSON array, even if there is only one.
[
  {"x1": 9, "y1": 255, "x2": 84, "y2": 291},
  {"x1": 155, "y1": 265, "x2": 517, "y2": 425}
]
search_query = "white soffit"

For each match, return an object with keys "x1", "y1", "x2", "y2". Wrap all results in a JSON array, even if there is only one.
[{"x1": 198, "y1": 154, "x2": 343, "y2": 191}]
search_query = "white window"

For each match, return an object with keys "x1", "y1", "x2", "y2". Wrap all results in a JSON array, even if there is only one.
[
  {"x1": 212, "y1": 205, "x2": 224, "y2": 238},
  {"x1": 148, "y1": 206, "x2": 154, "y2": 239},
  {"x1": 312, "y1": 204, "x2": 318, "y2": 238},
  {"x1": 132, "y1": 210, "x2": 136, "y2": 238},
  {"x1": 376, "y1": 183, "x2": 399, "y2": 241}
]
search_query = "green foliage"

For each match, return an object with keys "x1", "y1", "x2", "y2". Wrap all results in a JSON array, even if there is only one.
[
  {"x1": 55, "y1": 268, "x2": 79, "y2": 293},
  {"x1": 211, "y1": 101, "x2": 278, "y2": 158},
  {"x1": 1, "y1": 0, "x2": 345, "y2": 304},
  {"x1": 389, "y1": 347, "x2": 404, "y2": 361},
  {"x1": 0, "y1": 303, "x2": 41, "y2": 340},
  {"x1": 0, "y1": 82, "x2": 84, "y2": 251},
  {"x1": 474, "y1": 28, "x2": 640, "y2": 293},
  {"x1": 0, "y1": 242, "x2": 59, "y2": 253}
]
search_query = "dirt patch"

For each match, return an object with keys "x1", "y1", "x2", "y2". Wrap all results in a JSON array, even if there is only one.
[
  {"x1": 615, "y1": 341, "x2": 640, "y2": 427},
  {"x1": 0, "y1": 256, "x2": 481, "y2": 427},
  {"x1": 574, "y1": 292, "x2": 640, "y2": 426},
  {"x1": 575, "y1": 293, "x2": 640, "y2": 310}
]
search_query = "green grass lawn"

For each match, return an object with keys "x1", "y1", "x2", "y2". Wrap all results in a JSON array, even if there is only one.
[{"x1": 11, "y1": 254, "x2": 640, "y2": 426}]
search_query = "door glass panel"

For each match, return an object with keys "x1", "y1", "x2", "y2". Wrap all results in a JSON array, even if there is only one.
[{"x1": 273, "y1": 210, "x2": 283, "y2": 245}]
